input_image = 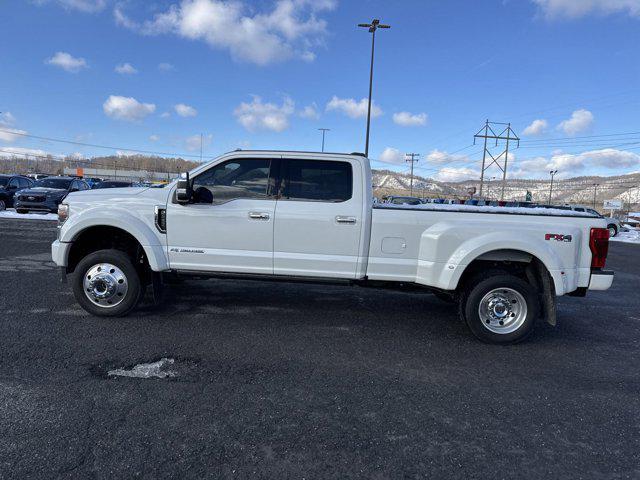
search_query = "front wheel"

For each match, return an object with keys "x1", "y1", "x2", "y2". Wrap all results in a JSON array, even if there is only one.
[
  {"x1": 608, "y1": 224, "x2": 618, "y2": 237},
  {"x1": 72, "y1": 249, "x2": 143, "y2": 317},
  {"x1": 460, "y1": 274, "x2": 539, "y2": 344}
]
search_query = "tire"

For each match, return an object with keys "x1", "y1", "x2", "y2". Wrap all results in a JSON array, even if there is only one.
[
  {"x1": 607, "y1": 224, "x2": 618, "y2": 238},
  {"x1": 0, "y1": 200, "x2": 5, "y2": 212},
  {"x1": 460, "y1": 274, "x2": 539, "y2": 344},
  {"x1": 16, "y1": 209, "x2": 27, "y2": 214},
  {"x1": 72, "y1": 249, "x2": 143, "y2": 317}
]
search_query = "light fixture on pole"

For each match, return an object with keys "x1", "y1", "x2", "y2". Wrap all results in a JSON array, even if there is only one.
[
  {"x1": 358, "y1": 18, "x2": 390, "y2": 158},
  {"x1": 548, "y1": 170, "x2": 558, "y2": 205},
  {"x1": 318, "y1": 128, "x2": 330, "y2": 152}
]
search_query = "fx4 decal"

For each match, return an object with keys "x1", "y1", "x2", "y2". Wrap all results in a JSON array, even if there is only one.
[{"x1": 545, "y1": 233, "x2": 572, "y2": 242}]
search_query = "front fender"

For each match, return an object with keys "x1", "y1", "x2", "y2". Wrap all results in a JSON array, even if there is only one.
[
  {"x1": 59, "y1": 206, "x2": 169, "y2": 271},
  {"x1": 415, "y1": 221, "x2": 581, "y2": 295}
]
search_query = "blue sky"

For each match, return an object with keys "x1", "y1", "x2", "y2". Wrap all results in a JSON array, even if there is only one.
[{"x1": 1, "y1": 0, "x2": 640, "y2": 181}]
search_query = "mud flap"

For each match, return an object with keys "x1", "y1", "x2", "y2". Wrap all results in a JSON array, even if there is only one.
[
  {"x1": 151, "y1": 272, "x2": 164, "y2": 305},
  {"x1": 537, "y1": 263, "x2": 557, "y2": 327}
]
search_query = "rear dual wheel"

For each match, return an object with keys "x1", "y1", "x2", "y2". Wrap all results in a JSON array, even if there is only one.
[{"x1": 460, "y1": 274, "x2": 539, "y2": 344}]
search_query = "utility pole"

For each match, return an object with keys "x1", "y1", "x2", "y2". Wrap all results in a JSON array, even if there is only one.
[
  {"x1": 474, "y1": 120, "x2": 520, "y2": 200},
  {"x1": 358, "y1": 19, "x2": 390, "y2": 158},
  {"x1": 548, "y1": 170, "x2": 558, "y2": 205},
  {"x1": 114, "y1": 159, "x2": 117, "y2": 179},
  {"x1": 318, "y1": 128, "x2": 330, "y2": 152},
  {"x1": 200, "y1": 133, "x2": 203, "y2": 163},
  {"x1": 405, "y1": 153, "x2": 420, "y2": 196},
  {"x1": 592, "y1": 183, "x2": 600, "y2": 209}
]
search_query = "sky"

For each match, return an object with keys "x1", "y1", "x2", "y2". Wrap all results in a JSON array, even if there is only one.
[{"x1": 1, "y1": 0, "x2": 640, "y2": 181}]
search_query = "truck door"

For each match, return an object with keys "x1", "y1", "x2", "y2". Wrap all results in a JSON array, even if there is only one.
[
  {"x1": 166, "y1": 157, "x2": 279, "y2": 274},
  {"x1": 273, "y1": 158, "x2": 362, "y2": 279}
]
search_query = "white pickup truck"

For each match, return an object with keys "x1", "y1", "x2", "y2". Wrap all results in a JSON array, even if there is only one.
[{"x1": 52, "y1": 150, "x2": 614, "y2": 344}]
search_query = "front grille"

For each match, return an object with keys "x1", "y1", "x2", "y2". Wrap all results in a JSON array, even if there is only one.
[{"x1": 19, "y1": 195, "x2": 46, "y2": 202}]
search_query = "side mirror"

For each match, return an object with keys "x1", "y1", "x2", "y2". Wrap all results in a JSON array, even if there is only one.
[{"x1": 175, "y1": 172, "x2": 191, "y2": 204}]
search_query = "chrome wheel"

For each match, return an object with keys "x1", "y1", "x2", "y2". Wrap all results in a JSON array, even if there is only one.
[
  {"x1": 478, "y1": 288, "x2": 528, "y2": 335},
  {"x1": 608, "y1": 226, "x2": 616, "y2": 238},
  {"x1": 82, "y1": 263, "x2": 128, "y2": 308}
]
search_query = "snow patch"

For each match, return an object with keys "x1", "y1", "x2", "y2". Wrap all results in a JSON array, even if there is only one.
[
  {"x1": 108, "y1": 358, "x2": 177, "y2": 379},
  {"x1": 611, "y1": 228, "x2": 640, "y2": 245},
  {"x1": 0, "y1": 209, "x2": 57, "y2": 221}
]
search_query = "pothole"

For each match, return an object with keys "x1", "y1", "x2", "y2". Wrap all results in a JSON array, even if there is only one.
[{"x1": 107, "y1": 358, "x2": 177, "y2": 379}]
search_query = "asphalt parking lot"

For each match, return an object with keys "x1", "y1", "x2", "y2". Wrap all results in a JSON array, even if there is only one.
[{"x1": 0, "y1": 218, "x2": 639, "y2": 479}]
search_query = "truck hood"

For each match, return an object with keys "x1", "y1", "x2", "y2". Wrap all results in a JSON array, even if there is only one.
[
  {"x1": 19, "y1": 187, "x2": 67, "y2": 196},
  {"x1": 64, "y1": 186, "x2": 170, "y2": 204}
]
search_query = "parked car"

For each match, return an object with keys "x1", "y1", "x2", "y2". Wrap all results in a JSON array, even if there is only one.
[
  {"x1": 569, "y1": 205, "x2": 621, "y2": 237},
  {"x1": 92, "y1": 180, "x2": 138, "y2": 189},
  {"x1": 26, "y1": 173, "x2": 50, "y2": 181},
  {"x1": 14, "y1": 176, "x2": 90, "y2": 213},
  {"x1": 52, "y1": 150, "x2": 613, "y2": 344},
  {"x1": 0, "y1": 174, "x2": 34, "y2": 211},
  {"x1": 84, "y1": 177, "x2": 105, "y2": 188},
  {"x1": 383, "y1": 195, "x2": 423, "y2": 206}
]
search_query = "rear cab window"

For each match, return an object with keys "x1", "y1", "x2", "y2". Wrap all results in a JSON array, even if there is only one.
[{"x1": 282, "y1": 159, "x2": 353, "y2": 202}]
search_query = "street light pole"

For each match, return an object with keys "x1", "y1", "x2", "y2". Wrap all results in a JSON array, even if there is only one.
[
  {"x1": 592, "y1": 183, "x2": 599, "y2": 209},
  {"x1": 548, "y1": 170, "x2": 558, "y2": 205},
  {"x1": 318, "y1": 128, "x2": 330, "y2": 152},
  {"x1": 358, "y1": 19, "x2": 390, "y2": 158}
]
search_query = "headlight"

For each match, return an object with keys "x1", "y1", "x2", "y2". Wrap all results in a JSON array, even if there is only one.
[{"x1": 58, "y1": 204, "x2": 69, "y2": 225}]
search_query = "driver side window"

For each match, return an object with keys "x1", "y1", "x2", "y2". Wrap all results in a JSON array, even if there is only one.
[{"x1": 191, "y1": 158, "x2": 274, "y2": 205}]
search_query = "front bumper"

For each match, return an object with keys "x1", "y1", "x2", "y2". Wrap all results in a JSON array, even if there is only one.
[
  {"x1": 51, "y1": 240, "x2": 71, "y2": 267},
  {"x1": 14, "y1": 198, "x2": 59, "y2": 212},
  {"x1": 588, "y1": 270, "x2": 614, "y2": 290}
]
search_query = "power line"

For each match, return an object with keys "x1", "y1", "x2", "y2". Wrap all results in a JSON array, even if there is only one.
[{"x1": 0, "y1": 128, "x2": 204, "y2": 159}]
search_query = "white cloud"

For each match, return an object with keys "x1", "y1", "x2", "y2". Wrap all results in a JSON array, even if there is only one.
[
  {"x1": 34, "y1": 0, "x2": 107, "y2": 13},
  {"x1": 114, "y1": 0, "x2": 335, "y2": 66},
  {"x1": 103, "y1": 95, "x2": 156, "y2": 122},
  {"x1": 158, "y1": 62, "x2": 174, "y2": 71},
  {"x1": 0, "y1": 128, "x2": 28, "y2": 143},
  {"x1": 433, "y1": 167, "x2": 479, "y2": 182},
  {"x1": 522, "y1": 119, "x2": 548, "y2": 136},
  {"x1": 0, "y1": 112, "x2": 16, "y2": 126},
  {"x1": 393, "y1": 111, "x2": 428, "y2": 127},
  {"x1": 326, "y1": 96, "x2": 382, "y2": 119},
  {"x1": 557, "y1": 109, "x2": 594, "y2": 135},
  {"x1": 234, "y1": 96, "x2": 295, "y2": 132},
  {"x1": 299, "y1": 103, "x2": 320, "y2": 120},
  {"x1": 185, "y1": 133, "x2": 213, "y2": 152},
  {"x1": 174, "y1": 103, "x2": 198, "y2": 117},
  {"x1": 45, "y1": 51, "x2": 88, "y2": 73},
  {"x1": 149, "y1": 134, "x2": 160, "y2": 142},
  {"x1": 115, "y1": 62, "x2": 138, "y2": 74},
  {"x1": 378, "y1": 147, "x2": 405, "y2": 165},
  {"x1": 532, "y1": 0, "x2": 640, "y2": 19},
  {"x1": 0, "y1": 147, "x2": 49, "y2": 158},
  {"x1": 511, "y1": 148, "x2": 640, "y2": 177}
]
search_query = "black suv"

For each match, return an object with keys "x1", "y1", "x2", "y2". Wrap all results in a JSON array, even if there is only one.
[
  {"x1": 14, "y1": 176, "x2": 90, "y2": 213},
  {"x1": 0, "y1": 175, "x2": 34, "y2": 211}
]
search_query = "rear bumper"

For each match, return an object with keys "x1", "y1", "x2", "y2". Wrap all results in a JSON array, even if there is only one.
[{"x1": 588, "y1": 270, "x2": 614, "y2": 290}]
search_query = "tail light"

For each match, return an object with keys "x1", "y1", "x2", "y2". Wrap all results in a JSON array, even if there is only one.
[{"x1": 589, "y1": 228, "x2": 609, "y2": 269}]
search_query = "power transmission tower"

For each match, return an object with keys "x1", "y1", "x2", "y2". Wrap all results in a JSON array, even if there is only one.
[
  {"x1": 474, "y1": 120, "x2": 520, "y2": 200},
  {"x1": 405, "y1": 153, "x2": 420, "y2": 196}
]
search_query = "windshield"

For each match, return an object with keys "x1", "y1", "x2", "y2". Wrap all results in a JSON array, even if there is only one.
[
  {"x1": 0, "y1": 178, "x2": 8, "y2": 187},
  {"x1": 33, "y1": 178, "x2": 72, "y2": 189}
]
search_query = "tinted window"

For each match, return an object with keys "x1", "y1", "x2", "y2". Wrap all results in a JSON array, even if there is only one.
[
  {"x1": 284, "y1": 159, "x2": 352, "y2": 202},
  {"x1": 34, "y1": 178, "x2": 73, "y2": 189},
  {"x1": 0, "y1": 177, "x2": 8, "y2": 187},
  {"x1": 19, "y1": 178, "x2": 32, "y2": 188},
  {"x1": 8, "y1": 178, "x2": 20, "y2": 188},
  {"x1": 192, "y1": 159, "x2": 273, "y2": 204}
]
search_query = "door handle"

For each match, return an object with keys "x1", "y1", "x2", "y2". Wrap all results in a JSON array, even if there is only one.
[
  {"x1": 248, "y1": 211, "x2": 270, "y2": 220},
  {"x1": 335, "y1": 216, "x2": 357, "y2": 224}
]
